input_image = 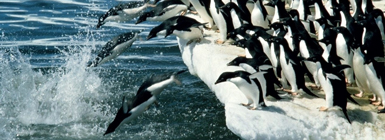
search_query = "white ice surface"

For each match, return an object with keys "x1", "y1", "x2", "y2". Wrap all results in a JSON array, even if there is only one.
[{"x1": 178, "y1": 30, "x2": 385, "y2": 139}]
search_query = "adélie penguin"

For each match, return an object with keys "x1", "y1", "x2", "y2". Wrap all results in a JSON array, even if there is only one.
[
  {"x1": 104, "y1": 70, "x2": 187, "y2": 135},
  {"x1": 136, "y1": 0, "x2": 188, "y2": 24},
  {"x1": 96, "y1": 0, "x2": 153, "y2": 28},
  {"x1": 305, "y1": 55, "x2": 359, "y2": 124},
  {"x1": 209, "y1": 0, "x2": 233, "y2": 44},
  {"x1": 215, "y1": 70, "x2": 267, "y2": 110},
  {"x1": 189, "y1": 0, "x2": 213, "y2": 28},
  {"x1": 251, "y1": 0, "x2": 270, "y2": 29},
  {"x1": 220, "y1": 2, "x2": 251, "y2": 29},
  {"x1": 87, "y1": 31, "x2": 141, "y2": 67},
  {"x1": 273, "y1": 37, "x2": 319, "y2": 97},
  {"x1": 147, "y1": 15, "x2": 206, "y2": 44}
]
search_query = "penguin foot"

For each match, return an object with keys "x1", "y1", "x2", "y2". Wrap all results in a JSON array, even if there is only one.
[
  {"x1": 238, "y1": 54, "x2": 246, "y2": 57},
  {"x1": 378, "y1": 108, "x2": 385, "y2": 113},
  {"x1": 180, "y1": 10, "x2": 187, "y2": 16},
  {"x1": 369, "y1": 96, "x2": 377, "y2": 102},
  {"x1": 148, "y1": 4, "x2": 156, "y2": 7},
  {"x1": 377, "y1": 105, "x2": 385, "y2": 110},
  {"x1": 186, "y1": 38, "x2": 201, "y2": 46},
  {"x1": 371, "y1": 101, "x2": 382, "y2": 106},
  {"x1": 248, "y1": 107, "x2": 257, "y2": 110},
  {"x1": 354, "y1": 92, "x2": 363, "y2": 98},
  {"x1": 259, "y1": 102, "x2": 267, "y2": 107},
  {"x1": 288, "y1": 92, "x2": 298, "y2": 96},
  {"x1": 319, "y1": 106, "x2": 328, "y2": 111},
  {"x1": 309, "y1": 85, "x2": 321, "y2": 90},
  {"x1": 346, "y1": 83, "x2": 353, "y2": 87},
  {"x1": 215, "y1": 30, "x2": 220, "y2": 33},
  {"x1": 189, "y1": 10, "x2": 198, "y2": 14},
  {"x1": 215, "y1": 39, "x2": 224, "y2": 44},
  {"x1": 241, "y1": 103, "x2": 252, "y2": 106}
]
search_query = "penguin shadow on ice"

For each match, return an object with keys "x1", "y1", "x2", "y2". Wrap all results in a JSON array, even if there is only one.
[{"x1": 104, "y1": 70, "x2": 187, "y2": 136}]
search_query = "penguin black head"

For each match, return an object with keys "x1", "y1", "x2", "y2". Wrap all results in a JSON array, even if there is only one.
[
  {"x1": 269, "y1": 22, "x2": 285, "y2": 30},
  {"x1": 136, "y1": 12, "x2": 152, "y2": 24},
  {"x1": 318, "y1": 37, "x2": 332, "y2": 45},
  {"x1": 288, "y1": 10, "x2": 300, "y2": 20},
  {"x1": 227, "y1": 57, "x2": 248, "y2": 66},
  {"x1": 104, "y1": 96, "x2": 132, "y2": 136},
  {"x1": 215, "y1": 71, "x2": 251, "y2": 84},
  {"x1": 305, "y1": 55, "x2": 324, "y2": 63}
]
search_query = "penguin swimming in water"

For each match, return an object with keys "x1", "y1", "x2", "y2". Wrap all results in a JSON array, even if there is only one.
[
  {"x1": 305, "y1": 55, "x2": 359, "y2": 124},
  {"x1": 96, "y1": 0, "x2": 153, "y2": 28},
  {"x1": 215, "y1": 70, "x2": 267, "y2": 110},
  {"x1": 136, "y1": 0, "x2": 188, "y2": 24},
  {"x1": 104, "y1": 70, "x2": 186, "y2": 135},
  {"x1": 87, "y1": 31, "x2": 141, "y2": 67}
]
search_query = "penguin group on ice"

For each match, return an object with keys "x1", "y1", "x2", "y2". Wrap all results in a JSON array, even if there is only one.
[{"x1": 91, "y1": 0, "x2": 385, "y2": 136}]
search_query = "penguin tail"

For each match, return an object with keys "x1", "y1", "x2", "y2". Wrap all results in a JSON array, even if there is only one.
[
  {"x1": 342, "y1": 109, "x2": 352, "y2": 124},
  {"x1": 301, "y1": 86, "x2": 320, "y2": 98}
]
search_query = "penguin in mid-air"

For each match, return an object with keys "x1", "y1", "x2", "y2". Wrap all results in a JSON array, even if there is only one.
[
  {"x1": 96, "y1": 0, "x2": 153, "y2": 28},
  {"x1": 87, "y1": 31, "x2": 141, "y2": 67},
  {"x1": 135, "y1": 0, "x2": 188, "y2": 24},
  {"x1": 146, "y1": 15, "x2": 206, "y2": 44},
  {"x1": 104, "y1": 70, "x2": 186, "y2": 135},
  {"x1": 215, "y1": 70, "x2": 267, "y2": 110},
  {"x1": 305, "y1": 55, "x2": 359, "y2": 124}
]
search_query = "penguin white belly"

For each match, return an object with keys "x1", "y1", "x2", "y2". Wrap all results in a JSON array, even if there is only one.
[
  {"x1": 318, "y1": 26, "x2": 324, "y2": 40},
  {"x1": 271, "y1": 5, "x2": 280, "y2": 24},
  {"x1": 209, "y1": 1, "x2": 227, "y2": 41},
  {"x1": 353, "y1": 49, "x2": 371, "y2": 93},
  {"x1": 251, "y1": 2, "x2": 269, "y2": 28},
  {"x1": 230, "y1": 9, "x2": 242, "y2": 29},
  {"x1": 99, "y1": 38, "x2": 136, "y2": 65},
  {"x1": 230, "y1": 77, "x2": 260, "y2": 107},
  {"x1": 239, "y1": 63, "x2": 257, "y2": 74},
  {"x1": 121, "y1": 96, "x2": 157, "y2": 125},
  {"x1": 322, "y1": 43, "x2": 331, "y2": 63},
  {"x1": 122, "y1": 4, "x2": 148, "y2": 17},
  {"x1": 258, "y1": 37, "x2": 272, "y2": 60},
  {"x1": 253, "y1": 72, "x2": 267, "y2": 99},
  {"x1": 339, "y1": 11, "x2": 347, "y2": 28},
  {"x1": 336, "y1": 34, "x2": 354, "y2": 84},
  {"x1": 245, "y1": 48, "x2": 253, "y2": 59},
  {"x1": 279, "y1": 45, "x2": 298, "y2": 92},
  {"x1": 285, "y1": 27, "x2": 294, "y2": 51},
  {"x1": 290, "y1": 0, "x2": 300, "y2": 9},
  {"x1": 147, "y1": 5, "x2": 187, "y2": 21},
  {"x1": 189, "y1": 0, "x2": 214, "y2": 28},
  {"x1": 364, "y1": 63, "x2": 385, "y2": 105},
  {"x1": 317, "y1": 69, "x2": 334, "y2": 108},
  {"x1": 173, "y1": 27, "x2": 203, "y2": 41},
  {"x1": 270, "y1": 43, "x2": 278, "y2": 68}
]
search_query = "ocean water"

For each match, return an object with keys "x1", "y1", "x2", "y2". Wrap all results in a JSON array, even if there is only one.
[{"x1": 0, "y1": 0, "x2": 239, "y2": 139}]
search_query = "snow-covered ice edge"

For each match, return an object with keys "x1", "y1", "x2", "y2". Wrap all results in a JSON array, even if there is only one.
[{"x1": 178, "y1": 29, "x2": 385, "y2": 139}]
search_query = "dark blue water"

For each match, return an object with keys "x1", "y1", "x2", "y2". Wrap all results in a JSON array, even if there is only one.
[{"x1": 0, "y1": 0, "x2": 238, "y2": 139}]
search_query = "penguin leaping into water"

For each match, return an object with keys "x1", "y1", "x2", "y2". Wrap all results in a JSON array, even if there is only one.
[
  {"x1": 96, "y1": 0, "x2": 154, "y2": 28},
  {"x1": 104, "y1": 69, "x2": 187, "y2": 135},
  {"x1": 87, "y1": 31, "x2": 141, "y2": 67}
]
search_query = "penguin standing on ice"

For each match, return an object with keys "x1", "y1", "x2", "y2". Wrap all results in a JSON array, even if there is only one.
[
  {"x1": 273, "y1": 37, "x2": 319, "y2": 97},
  {"x1": 209, "y1": 0, "x2": 233, "y2": 44},
  {"x1": 87, "y1": 31, "x2": 141, "y2": 67},
  {"x1": 189, "y1": 0, "x2": 213, "y2": 28},
  {"x1": 215, "y1": 70, "x2": 267, "y2": 110},
  {"x1": 96, "y1": 0, "x2": 153, "y2": 28},
  {"x1": 220, "y1": 2, "x2": 251, "y2": 29},
  {"x1": 330, "y1": 27, "x2": 355, "y2": 86},
  {"x1": 227, "y1": 57, "x2": 283, "y2": 100},
  {"x1": 305, "y1": 55, "x2": 359, "y2": 124},
  {"x1": 104, "y1": 70, "x2": 186, "y2": 135},
  {"x1": 251, "y1": 0, "x2": 270, "y2": 29}
]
